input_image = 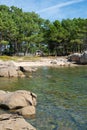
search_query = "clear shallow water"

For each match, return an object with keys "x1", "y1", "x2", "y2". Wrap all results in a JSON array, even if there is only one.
[{"x1": 0, "y1": 66, "x2": 87, "y2": 130}]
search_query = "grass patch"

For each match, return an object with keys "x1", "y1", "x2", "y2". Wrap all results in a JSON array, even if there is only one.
[
  {"x1": 0, "y1": 55, "x2": 20, "y2": 61},
  {"x1": 0, "y1": 55, "x2": 42, "y2": 61},
  {"x1": 0, "y1": 55, "x2": 57, "y2": 62},
  {"x1": 0, "y1": 55, "x2": 13, "y2": 61}
]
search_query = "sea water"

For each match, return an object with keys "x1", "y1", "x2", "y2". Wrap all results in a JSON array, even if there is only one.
[{"x1": 0, "y1": 66, "x2": 87, "y2": 130}]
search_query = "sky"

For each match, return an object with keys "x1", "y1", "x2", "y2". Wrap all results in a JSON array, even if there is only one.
[{"x1": 0, "y1": 0, "x2": 87, "y2": 21}]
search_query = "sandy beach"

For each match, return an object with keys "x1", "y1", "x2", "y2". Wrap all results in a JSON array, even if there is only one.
[{"x1": 13, "y1": 57, "x2": 76, "y2": 67}]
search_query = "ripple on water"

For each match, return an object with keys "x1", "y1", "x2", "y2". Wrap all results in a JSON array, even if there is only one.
[{"x1": 0, "y1": 66, "x2": 87, "y2": 130}]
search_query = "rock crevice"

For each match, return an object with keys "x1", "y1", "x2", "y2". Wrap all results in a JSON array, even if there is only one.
[{"x1": 0, "y1": 90, "x2": 37, "y2": 130}]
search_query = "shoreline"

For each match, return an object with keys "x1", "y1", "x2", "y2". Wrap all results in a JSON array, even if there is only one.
[
  {"x1": 13, "y1": 57, "x2": 80, "y2": 68},
  {"x1": 0, "y1": 57, "x2": 87, "y2": 78}
]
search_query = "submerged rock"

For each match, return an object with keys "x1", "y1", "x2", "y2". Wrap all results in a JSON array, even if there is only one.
[{"x1": 0, "y1": 114, "x2": 36, "y2": 130}]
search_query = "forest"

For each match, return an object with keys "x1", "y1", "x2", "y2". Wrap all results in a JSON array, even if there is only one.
[{"x1": 0, "y1": 5, "x2": 87, "y2": 56}]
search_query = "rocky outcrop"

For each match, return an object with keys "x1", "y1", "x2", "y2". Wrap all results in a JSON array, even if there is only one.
[
  {"x1": 0, "y1": 90, "x2": 37, "y2": 129},
  {"x1": 0, "y1": 114, "x2": 36, "y2": 130},
  {"x1": 16, "y1": 106, "x2": 36, "y2": 117},
  {"x1": 0, "y1": 61, "x2": 25, "y2": 77},
  {"x1": 80, "y1": 51, "x2": 87, "y2": 64},
  {"x1": 20, "y1": 66, "x2": 37, "y2": 72},
  {"x1": 50, "y1": 58, "x2": 71, "y2": 66},
  {"x1": 68, "y1": 51, "x2": 87, "y2": 64},
  {"x1": 0, "y1": 90, "x2": 37, "y2": 117},
  {"x1": 0, "y1": 60, "x2": 38, "y2": 78},
  {"x1": 68, "y1": 53, "x2": 81, "y2": 63}
]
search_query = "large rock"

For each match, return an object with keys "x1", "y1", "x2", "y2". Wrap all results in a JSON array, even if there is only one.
[
  {"x1": 68, "y1": 53, "x2": 81, "y2": 63},
  {"x1": 0, "y1": 90, "x2": 37, "y2": 117},
  {"x1": 0, "y1": 114, "x2": 36, "y2": 130},
  {"x1": 20, "y1": 66, "x2": 37, "y2": 72},
  {"x1": 68, "y1": 51, "x2": 87, "y2": 64},
  {"x1": 16, "y1": 106, "x2": 36, "y2": 117},
  {"x1": 0, "y1": 61, "x2": 25, "y2": 77},
  {"x1": 80, "y1": 51, "x2": 87, "y2": 64}
]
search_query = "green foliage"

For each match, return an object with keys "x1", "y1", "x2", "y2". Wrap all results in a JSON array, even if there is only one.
[
  {"x1": 0, "y1": 5, "x2": 87, "y2": 56},
  {"x1": 0, "y1": 40, "x2": 9, "y2": 45}
]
